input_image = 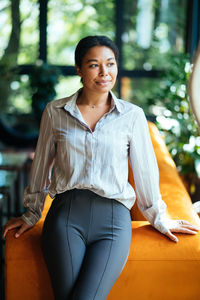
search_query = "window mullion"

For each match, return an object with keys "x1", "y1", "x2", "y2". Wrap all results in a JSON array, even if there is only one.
[{"x1": 39, "y1": 0, "x2": 48, "y2": 62}]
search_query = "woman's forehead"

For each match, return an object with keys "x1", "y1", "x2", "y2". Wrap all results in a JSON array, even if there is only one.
[{"x1": 83, "y1": 46, "x2": 116, "y2": 62}]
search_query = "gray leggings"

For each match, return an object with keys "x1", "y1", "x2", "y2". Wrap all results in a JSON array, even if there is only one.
[{"x1": 41, "y1": 188, "x2": 132, "y2": 300}]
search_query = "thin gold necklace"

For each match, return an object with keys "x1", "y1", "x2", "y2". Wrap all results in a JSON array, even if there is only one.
[{"x1": 77, "y1": 95, "x2": 111, "y2": 109}]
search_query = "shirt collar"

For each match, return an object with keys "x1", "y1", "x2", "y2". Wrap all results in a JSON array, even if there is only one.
[{"x1": 54, "y1": 88, "x2": 123, "y2": 114}]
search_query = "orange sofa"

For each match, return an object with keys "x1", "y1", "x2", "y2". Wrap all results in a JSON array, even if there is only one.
[{"x1": 5, "y1": 122, "x2": 200, "y2": 300}]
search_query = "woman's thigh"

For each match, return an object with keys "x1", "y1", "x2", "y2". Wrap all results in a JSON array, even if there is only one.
[
  {"x1": 71, "y1": 194, "x2": 132, "y2": 300},
  {"x1": 41, "y1": 192, "x2": 87, "y2": 300}
]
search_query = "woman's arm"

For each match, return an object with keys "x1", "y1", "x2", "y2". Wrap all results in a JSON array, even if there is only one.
[
  {"x1": 2, "y1": 103, "x2": 56, "y2": 238},
  {"x1": 21, "y1": 103, "x2": 56, "y2": 226},
  {"x1": 129, "y1": 108, "x2": 199, "y2": 242}
]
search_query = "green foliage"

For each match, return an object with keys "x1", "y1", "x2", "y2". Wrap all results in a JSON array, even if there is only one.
[
  {"x1": 147, "y1": 53, "x2": 200, "y2": 178},
  {"x1": 30, "y1": 61, "x2": 60, "y2": 122},
  {"x1": 48, "y1": 0, "x2": 115, "y2": 65},
  {"x1": 0, "y1": 55, "x2": 20, "y2": 112},
  {"x1": 122, "y1": 0, "x2": 187, "y2": 70}
]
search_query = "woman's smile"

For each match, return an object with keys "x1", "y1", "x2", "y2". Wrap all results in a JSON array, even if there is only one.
[{"x1": 95, "y1": 80, "x2": 112, "y2": 86}]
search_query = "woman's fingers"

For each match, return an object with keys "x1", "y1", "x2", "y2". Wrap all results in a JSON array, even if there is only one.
[
  {"x1": 15, "y1": 223, "x2": 31, "y2": 238},
  {"x1": 165, "y1": 231, "x2": 179, "y2": 243},
  {"x1": 181, "y1": 224, "x2": 200, "y2": 231},
  {"x1": 2, "y1": 217, "x2": 30, "y2": 239},
  {"x1": 171, "y1": 228, "x2": 198, "y2": 234},
  {"x1": 3, "y1": 218, "x2": 21, "y2": 238},
  {"x1": 176, "y1": 220, "x2": 200, "y2": 231},
  {"x1": 165, "y1": 219, "x2": 200, "y2": 242}
]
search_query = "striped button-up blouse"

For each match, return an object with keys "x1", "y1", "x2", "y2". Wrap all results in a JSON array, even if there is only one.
[{"x1": 21, "y1": 88, "x2": 170, "y2": 234}]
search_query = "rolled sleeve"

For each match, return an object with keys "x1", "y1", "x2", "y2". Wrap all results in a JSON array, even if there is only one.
[
  {"x1": 129, "y1": 108, "x2": 169, "y2": 234},
  {"x1": 21, "y1": 103, "x2": 56, "y2": 226}
]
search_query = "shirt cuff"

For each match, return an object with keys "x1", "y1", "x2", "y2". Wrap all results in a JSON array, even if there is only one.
[
  {"x1": 21, "y1": 211, "x2": 40, "y2": 227},
  {"x1": 140, "y1": 200, "x2": 170, "y2": 234}
]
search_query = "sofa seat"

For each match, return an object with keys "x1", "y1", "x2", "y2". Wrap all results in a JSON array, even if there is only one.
[{"x1": 5, "y1": 122, "x2": 200, "y2": 300}]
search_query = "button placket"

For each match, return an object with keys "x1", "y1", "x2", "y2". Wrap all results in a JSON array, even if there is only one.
[
  {"x1": 85, "y1": 131, "x2": 94, "y2": 185},
  {"x1": 90, "y1": 132, "x2": 96, "y2": 187}
]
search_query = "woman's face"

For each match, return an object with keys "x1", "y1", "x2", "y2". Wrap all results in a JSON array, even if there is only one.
[{"x1": 76, "y1": 46, "x2": 118, "y2": 94}]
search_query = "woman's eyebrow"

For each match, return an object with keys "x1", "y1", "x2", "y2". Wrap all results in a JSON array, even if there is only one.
[
  {"x1": 86, "y1": 57, "x2": 115, "y2": 63},
  {"x1": 86, "y1": 59, "x2": 98, "y2": 63},
  {"x1": 107, "y1": 57, "x2": 115, "y2": 61}
]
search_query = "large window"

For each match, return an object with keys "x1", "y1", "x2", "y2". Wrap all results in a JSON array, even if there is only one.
[
  {"x1": 0, "y1": 0, "x2": 39, "y2": 64},
  {"x1": 123, "y1": 0, "x2": 187, "y2": 70},
  {"x1": 0, "y1": 0, "x2": 39, "y2": 114},
  {"x1": 0, "y1": 0, "x2": 199, "y2": 115},
  {"x1": 48, "y1": 0, "x2": 115, "y2": 65},
  {"x1": 18, "y1": 0, "x2": 39, "y2": 64}
]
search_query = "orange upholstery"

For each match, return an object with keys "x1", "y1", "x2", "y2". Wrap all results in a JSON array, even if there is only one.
[{"x1": 5, "y1": 122, "x2": 200, "y2": 300}]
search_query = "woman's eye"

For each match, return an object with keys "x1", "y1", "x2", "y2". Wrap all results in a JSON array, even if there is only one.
[
  {"x1": 108, "y1": 63, "x2": 115, "y2": 67},
  {"x1": 89, "y1": 64, "x2": 98, "y2": 68}
]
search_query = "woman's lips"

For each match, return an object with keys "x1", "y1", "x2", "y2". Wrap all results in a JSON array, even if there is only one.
[{"x1": 96, "y1": 81, "x2": 111, "y2": 86}]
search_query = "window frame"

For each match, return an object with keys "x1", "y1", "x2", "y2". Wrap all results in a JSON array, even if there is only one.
[{"x1": 17, "y1": 0, "x2": 200, "y2": 99}]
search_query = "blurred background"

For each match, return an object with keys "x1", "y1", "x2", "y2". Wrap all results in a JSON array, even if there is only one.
[{"x1": 0, "y1": 0, "x2": 200, "y2": 297}]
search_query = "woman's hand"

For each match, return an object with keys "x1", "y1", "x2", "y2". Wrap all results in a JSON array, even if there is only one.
[
  {"x1": 165, "y1": 220, "x2": 200, "y2": 243},
  {"x1": 2, "y1": 217, "x2": 31, "y2": 239}
]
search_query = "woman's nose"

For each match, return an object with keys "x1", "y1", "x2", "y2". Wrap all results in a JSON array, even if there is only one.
[{"x1": 99, "y1": 65, "x2": 108, "y2": 76}]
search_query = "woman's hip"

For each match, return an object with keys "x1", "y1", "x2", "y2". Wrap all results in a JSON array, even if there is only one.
[{"x1": 42, "y1": 188, "x2": 132, "y2": 245}]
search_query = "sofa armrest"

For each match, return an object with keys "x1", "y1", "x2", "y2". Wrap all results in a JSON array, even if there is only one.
[{"x1": 130, "y1": 121, "x2": 200, "y2": 226}]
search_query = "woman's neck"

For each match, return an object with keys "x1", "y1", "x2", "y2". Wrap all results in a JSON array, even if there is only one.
[{"x1": 77, "y1": 88, "x2": 111, "y2": 107}]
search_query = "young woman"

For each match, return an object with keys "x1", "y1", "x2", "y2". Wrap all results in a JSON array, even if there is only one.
[{"x1": 3, "y1": 35, "x2": 199, "y2": 300}]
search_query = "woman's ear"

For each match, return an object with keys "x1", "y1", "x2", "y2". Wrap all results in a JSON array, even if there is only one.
[{"x1": 75, "y1": 64, "x2": 82, "y2": 78}]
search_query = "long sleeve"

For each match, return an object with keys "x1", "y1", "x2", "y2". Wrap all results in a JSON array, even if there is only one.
[
  {"x1": 21, "y1": 103, "x2": 56, "y2": 226},
  {"x1": 129, "y1": 108, "x2": 170, "y2": 234}
]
